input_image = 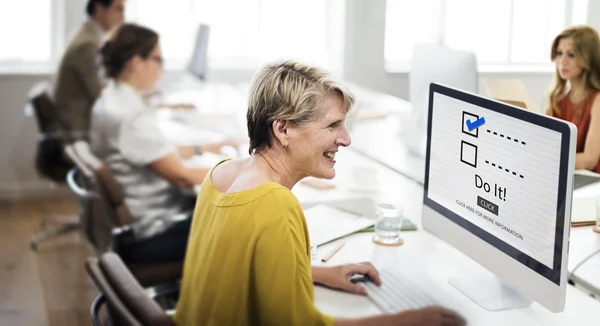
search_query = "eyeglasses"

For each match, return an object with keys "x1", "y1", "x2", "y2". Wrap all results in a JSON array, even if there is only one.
[{"x1": 148, "y1": 55, "x2": 164, "y2": 65}]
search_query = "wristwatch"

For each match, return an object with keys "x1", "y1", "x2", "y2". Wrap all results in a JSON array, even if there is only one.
[{"x1": 193, "y1": 145, "x2": 203, "y2": 155}]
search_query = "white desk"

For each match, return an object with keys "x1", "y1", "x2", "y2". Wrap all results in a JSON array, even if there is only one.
[
  {"x1": 160, "y1": 81, "x2": 600, "y2": 324},
  {"x1": 294, "y1": 149, "x2": 599, "y2": 326},
  {"x1": 568, "y1": 183, "x2": 600, "y2": 297},
  {"x1": 572, "y1": 250, "x2": 600, "y2": 298},
  {"x1": 569, "y1": 184, "x2": 600, "y2": 274}
]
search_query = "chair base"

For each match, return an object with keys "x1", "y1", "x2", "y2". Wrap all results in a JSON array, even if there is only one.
[{"x1": 30, "y1": 219, "x2": 80, "y2": 250}]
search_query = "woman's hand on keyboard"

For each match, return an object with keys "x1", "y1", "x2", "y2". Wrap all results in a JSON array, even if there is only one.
[
  {"x1": 313, "y1": 262, "x2": 381, "y2": 295},
  {"x1": 394, "y1": 306, "x2": 466, "y2": 326}
]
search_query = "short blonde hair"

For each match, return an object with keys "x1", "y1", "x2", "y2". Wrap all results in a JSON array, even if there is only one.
[{"x1": 246, "y1": 60, "x2": 355, "y2": 154}]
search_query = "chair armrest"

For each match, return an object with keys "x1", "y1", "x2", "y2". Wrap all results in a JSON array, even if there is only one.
[{"x1": 67, "y1": 168, "x2": 98, "y2": 199}]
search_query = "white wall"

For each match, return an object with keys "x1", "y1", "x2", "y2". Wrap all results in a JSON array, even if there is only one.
[
  {"x1": 0, "y1": 2, "x2": 258, "y2": 200},
  {"x1": 343, "y1": 0, "x2": 556, "y2": 106},
  {"x1": 0, "y1": 0, "x2": 595, "y2": 199}
]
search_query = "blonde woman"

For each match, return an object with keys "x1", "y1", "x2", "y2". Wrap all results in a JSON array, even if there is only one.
[
  {"x1": 174, "y1": 61, "x2": 465, "y2": 326},
  {"x1": 547, "y1": 25, "x2": 600, "y2": 172}
]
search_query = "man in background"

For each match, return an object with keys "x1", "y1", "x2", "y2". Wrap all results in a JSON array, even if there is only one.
[{"x1": 53, "y1": 0, "x2": 125, "y2": 138}]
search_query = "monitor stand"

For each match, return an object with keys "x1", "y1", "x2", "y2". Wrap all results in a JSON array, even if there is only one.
[{"x1": 449, "y1": 277, "x2": 533, "y2": 311}]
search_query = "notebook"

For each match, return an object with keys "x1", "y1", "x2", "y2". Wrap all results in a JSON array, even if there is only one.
[
  {"x1": 571, "y1": 196, "x2": 598, "y2": 227},
  {"x1": 304, "y1": 204, "x2": 375, "y2": 246}
]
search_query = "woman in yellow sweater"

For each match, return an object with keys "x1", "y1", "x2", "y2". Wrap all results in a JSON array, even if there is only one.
[{"x1": 174, "y1": 61, "x2": 465, "y2": 326}]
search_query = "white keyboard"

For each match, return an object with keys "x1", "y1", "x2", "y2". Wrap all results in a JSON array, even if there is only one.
[{"x1": 359, "y1": 269, "x2": 438, "y2": 313}]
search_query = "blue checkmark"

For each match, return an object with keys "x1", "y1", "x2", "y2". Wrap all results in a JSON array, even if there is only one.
[{"x1": 466, "y1": 117, "x2": 485, "y2": 131}]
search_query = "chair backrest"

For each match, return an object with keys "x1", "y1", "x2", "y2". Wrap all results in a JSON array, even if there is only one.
[
  {"x1": 94, "y1": 165, "x2": 135, "y2": 227},
  {"x1": 28, "y1": 84, "x2": 74, "y2": 183},
  {"x1": 482, "y1": 78, "x2": 541, "y2": 112},
  {"x1": 497, "y1": 99, "x2": 528, "y2": 110},
  {"x1": 65, "y1": 144, "x2": 113, "y2": 253},
  {"x1": 72, "y1": 141, "x2": 134, "y2": 228},
  {"x1": 34, "y1": 138, "x2": 73, "y2": 184},
  {"x1": 86, "y1": 253, "x2": 175, "y2": 326},
  {"x1": 31, "y1": 92, "x2": 58, "y2": 134},
  {"x1": 86, "y1": 257, "x2": 143, "y2": 326}
]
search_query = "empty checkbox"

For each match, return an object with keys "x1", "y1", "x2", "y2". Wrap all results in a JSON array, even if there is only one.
[{"x1": 460, "y1": 140, "x2": 477, "y2": 168}]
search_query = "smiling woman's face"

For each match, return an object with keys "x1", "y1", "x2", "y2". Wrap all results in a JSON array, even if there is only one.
[{"x1": 284, "y1": 95, "x2": 351, "y2": 180}]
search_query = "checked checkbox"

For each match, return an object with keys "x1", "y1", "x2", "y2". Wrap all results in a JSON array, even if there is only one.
[{"x1": 462, "y1": 111, "x2": 480, "y2": 138}]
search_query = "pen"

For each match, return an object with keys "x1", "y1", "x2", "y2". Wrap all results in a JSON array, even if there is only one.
[{"x1": 321, "y1": 242, "x2": 345, "y2": 262}]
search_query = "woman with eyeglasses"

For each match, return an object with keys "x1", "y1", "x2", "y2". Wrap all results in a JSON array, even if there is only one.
[{"x1": 89, "y1": 23, "x2": 235, "y2": 264}]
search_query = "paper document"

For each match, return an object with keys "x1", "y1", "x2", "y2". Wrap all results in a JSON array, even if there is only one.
[
  {"x1": 571, "y1": 196, "x2": 597, "y2": 225},
  {"x1": 304, "y1": 204, "x2": 375, "y2": 246}
]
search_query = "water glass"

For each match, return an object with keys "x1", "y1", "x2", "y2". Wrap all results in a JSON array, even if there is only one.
[{"x1": 373, "y1": 203, "x2": 404, "y2": 245}]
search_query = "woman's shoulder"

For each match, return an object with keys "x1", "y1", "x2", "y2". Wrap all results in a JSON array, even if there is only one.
[
  {"x1": 208, "y1": 159, "x2": 296, "y2": 204},
  {"x1": 210, "y1": 158, "x2": 241, "y2": 187}
]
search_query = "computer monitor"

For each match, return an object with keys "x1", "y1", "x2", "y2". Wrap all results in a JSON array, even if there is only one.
[
  {"x1": 406, "y1": 44, "x2": 478, "y2": 157},
  {"x1": 422, "y1": 83, "x2": 576, "y2": 312},
  {"x1": 187, "y1": 23, "x2": 210, "y2": 80}
]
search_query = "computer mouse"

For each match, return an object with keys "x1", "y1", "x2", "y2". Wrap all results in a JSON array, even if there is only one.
[{"x1": 349, "y1": 274, "x2": 373, "y2": 284}]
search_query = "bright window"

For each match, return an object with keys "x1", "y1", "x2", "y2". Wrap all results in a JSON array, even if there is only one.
[
  {"x1": 125, "y1": 0, "x2": 345, "y2": 70},
  {"x1": 0, "y1": 0, "x2": 53, "y2": 62},
  {"x1": 384, "y1": 0, "x2": 588, "y2": 70}
]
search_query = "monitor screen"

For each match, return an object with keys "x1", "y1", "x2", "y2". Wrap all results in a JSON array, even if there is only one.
[
  {"x1": 423, "y1": 85, "x2": 572, "y2": 285},
  {"x1": 187, "y1": 24, "x2": 210, "y2": 80}
]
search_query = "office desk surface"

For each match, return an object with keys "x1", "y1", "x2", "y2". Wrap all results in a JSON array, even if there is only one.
[
  {"x1": 569, "y1": 183, "x2": 600, "y2": 274},
  {"x1": 312, "y1": 232, "x2": 598, "y2": 326},
  {"x1": 295, "y1": 150, "x2": 599, "y2": 326},
  {"x1": 572, "y1": 250, "x2": 600, "y2": 297}
]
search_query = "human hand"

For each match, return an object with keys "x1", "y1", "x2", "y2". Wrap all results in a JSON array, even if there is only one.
[
  {"x1": 177, "y1": 145, "x2": 195, "y2": 159},
  {"x1": 393, "y1": 306, "x2": 466, "y2": 326},
  {"x1": 315, "y1": 262, "x2": 381, "y2": 295}
]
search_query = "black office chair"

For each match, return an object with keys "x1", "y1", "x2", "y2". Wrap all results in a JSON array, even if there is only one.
[{"x1": 27, "y1": 84, "x2": 81, "y2": 250}]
